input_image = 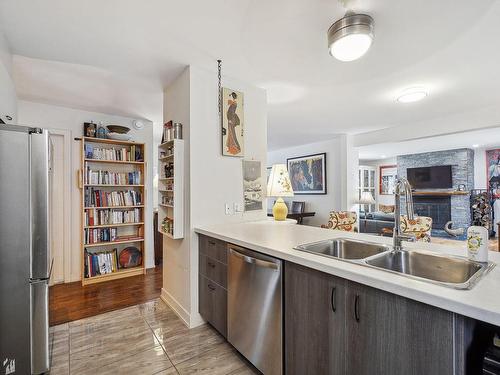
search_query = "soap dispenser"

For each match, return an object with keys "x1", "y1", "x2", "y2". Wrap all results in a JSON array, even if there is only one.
[{"x1": 467, "y1": 225, "x2": 489, "y2": 262}]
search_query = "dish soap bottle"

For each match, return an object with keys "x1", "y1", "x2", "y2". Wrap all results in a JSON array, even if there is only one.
[{"x1": 467, "y1": 226, "x2": 489, "y2": 262}]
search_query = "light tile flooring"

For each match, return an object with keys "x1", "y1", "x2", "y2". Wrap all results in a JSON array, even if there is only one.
[{"x1": 49, "y1": 299, "x2": 259, "y2": 375}]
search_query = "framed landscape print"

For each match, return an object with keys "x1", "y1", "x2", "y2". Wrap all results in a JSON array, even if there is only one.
[
  {"x1": 242, "y1": 160, "x2": 263, "y2": 211},
  {"x1": 486, "y1": 149, "x2": 500, "y2": 198},
  {"x1": 221, "y1": 87, "x2": 244, "y2": 157},
  {"x1": 379, "y1": 165, "x2": 397, "y2": 195},
  {"x1": 287, "y1": 153, "x2": 326, "y2": 195}
]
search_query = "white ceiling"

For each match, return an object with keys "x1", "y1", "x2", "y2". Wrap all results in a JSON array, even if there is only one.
[
  {"x1": 1, "y1": 0, "x2": 500, "y2": 149},
  {"x1": 358, "y1": 127, "x2": 500, "y2": 160}
]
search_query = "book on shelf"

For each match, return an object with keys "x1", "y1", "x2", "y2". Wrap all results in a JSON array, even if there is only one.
[
  {"x1": 84, "y1": 208, "x2": 142, "y2": 226},
  {"x1": 84, "y1": 248, "x2": 119, "y2": 278},
  {"x1": 84, "y1": 188, "x2": 142, "y2": 207},
  {"x1": 84, "y1": 163, "x2": 142, "y2": 185},
  {"x1": 84, "y1": 144, "x2": 143, "y2": 162}
]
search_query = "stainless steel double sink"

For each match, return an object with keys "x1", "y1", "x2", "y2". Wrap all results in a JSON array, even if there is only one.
[{"x1": 294, "y1": 238, "x2": 494, "y2": 289}]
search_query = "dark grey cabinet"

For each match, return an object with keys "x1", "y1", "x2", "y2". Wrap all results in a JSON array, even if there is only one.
[
  {"x1": 198, "y1": 234, "x2": 228, "y2": 338},
  {"x1": 285, "y1": 262, "x2": 346, "y2": 375},
  {"x1": 346, "y1": 281, "x2": 455, "y2": 375},
  {"x1": 285, "y1": 262, "x2": 463, "y2": 375}
]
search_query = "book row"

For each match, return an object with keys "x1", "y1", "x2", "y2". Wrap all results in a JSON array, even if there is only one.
[
  {"x1": 84, "y1": 227, "x2": 118, "y2": 244},
  {"x1": 84, "y1": 188, "x2": 142, "y2": 207},
  {"x1": 85, "y1": 144, "x2": 143, "y2": 162},
  {"x1": 84, "y1": 249, "x2": 118, "y2": 278},
  {"x1": 84, "y1": 208, "x2": 142, "y2": 226},
  {"x1": 84, "y1": 165, "x2": 142, "y2": 185}
]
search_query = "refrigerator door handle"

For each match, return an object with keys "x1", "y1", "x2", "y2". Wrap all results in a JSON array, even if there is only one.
[{"x1": 30, "y1": 130, "x2": 50, "y2": 280}]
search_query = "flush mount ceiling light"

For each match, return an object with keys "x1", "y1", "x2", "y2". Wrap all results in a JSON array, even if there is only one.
[
  {"x1": 396, "y1": 87, "x2": 428, "y2": 103},
  {"x1": 328, "y1": 13, "x2": 374, "y2": 62}
]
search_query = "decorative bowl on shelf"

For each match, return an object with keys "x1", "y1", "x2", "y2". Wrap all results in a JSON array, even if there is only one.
[
  {"x1": 107, "y1": 132, "x2": 132, "y2": 141},
  {"x1": 106, "y1": 125, "x2": 131, "y2": 134}
]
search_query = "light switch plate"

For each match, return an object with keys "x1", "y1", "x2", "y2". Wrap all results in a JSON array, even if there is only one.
[{"x1": 225, "y1": 203, "x2": 231, "y2": 215}]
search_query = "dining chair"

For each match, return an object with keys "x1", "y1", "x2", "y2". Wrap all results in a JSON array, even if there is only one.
[{"x1": 290, "y1": 201, "x2": 305, "y2": 224}]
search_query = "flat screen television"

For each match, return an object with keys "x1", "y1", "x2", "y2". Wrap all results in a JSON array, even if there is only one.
[{"x1": 406, "y1": 165, "x2": 453, "y2": 189}]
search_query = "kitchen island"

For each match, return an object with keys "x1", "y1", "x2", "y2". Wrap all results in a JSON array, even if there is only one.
[{"x1": 195, "y1": 220, "x2": 500, "y2": 375}]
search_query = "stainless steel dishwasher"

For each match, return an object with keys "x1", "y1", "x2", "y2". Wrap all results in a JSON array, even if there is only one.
[{"x1": 227, "y1": 244, "x2": 282, "y2": 375}]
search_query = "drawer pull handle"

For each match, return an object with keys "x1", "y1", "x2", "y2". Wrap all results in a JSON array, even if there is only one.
[
  {"x1": 208, "y1": 241, "x2": 216, "y2": 246},
  {"x1": 331, "y1": 286, "x2": 336, "y2": 313},
  {"x1": 354, "y1": 294, "x2": 360, "y2": 322},
  {"x1": 208, "y1": 284, "x2": 216, "y2": 291},
  {"x1": 207, "y1": 261, "x2": 216, "y2": 268}
]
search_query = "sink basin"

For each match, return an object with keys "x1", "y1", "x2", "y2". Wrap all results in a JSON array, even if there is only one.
[
  {"x1": 365, "y1": 250, "x2": 493, "y2": 289},
  {"x1": 295, "y1": 238, "x2": 390, "y2": 260}
]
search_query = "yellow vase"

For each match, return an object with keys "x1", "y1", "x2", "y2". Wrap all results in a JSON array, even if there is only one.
[{"x1": 272, "y1": 197, "x2": 288, "y2": 221}]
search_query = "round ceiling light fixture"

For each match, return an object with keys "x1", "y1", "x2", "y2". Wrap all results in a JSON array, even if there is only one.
[
  {"x1": 396, "y1": 87, "x2": 428, "y2": 103},
  {"x1": 328, "y1": 13, "x2": 374, "y2": 62}
]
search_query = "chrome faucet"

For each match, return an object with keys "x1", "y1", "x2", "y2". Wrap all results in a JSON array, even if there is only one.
[{"x1": 393, "y1": 177, "x2": 416, "y2": 250}]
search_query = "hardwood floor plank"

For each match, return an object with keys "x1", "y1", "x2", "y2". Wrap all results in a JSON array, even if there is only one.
[{"x1": 49, "y1": 266, "x2": 162, "y2": 326}]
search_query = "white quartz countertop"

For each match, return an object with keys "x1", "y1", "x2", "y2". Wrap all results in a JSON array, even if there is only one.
[{"x1": 195, "y1": 220, "x2": 500, "y2": 326}]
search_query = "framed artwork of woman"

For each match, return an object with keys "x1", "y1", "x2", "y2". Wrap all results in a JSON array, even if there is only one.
[{"x1": 221, "y1": 87, "x2": 244, "y2": 157}]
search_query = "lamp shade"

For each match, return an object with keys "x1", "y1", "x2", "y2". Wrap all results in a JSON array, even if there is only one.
[
  {"x1": 267, "y1": 164, "x2": 294, "y2": 197},
  {"x1": 357, "y1": 191, "x2": 376, "y2": 204}
]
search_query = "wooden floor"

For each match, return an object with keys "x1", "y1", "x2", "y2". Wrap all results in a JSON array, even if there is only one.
[{"x1": 49, "y1": 266, "x2": 162, "y2": 326}]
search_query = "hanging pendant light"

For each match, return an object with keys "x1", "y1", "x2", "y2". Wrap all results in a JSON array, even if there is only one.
[{"x1": 327, "y1": 13, "x2": 374, "y2": 62}]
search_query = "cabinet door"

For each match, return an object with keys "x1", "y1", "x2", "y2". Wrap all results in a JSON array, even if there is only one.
[
  {"x1": 346, "y1": 281, "x2": 454, "y2": 375},
  {"x1": 199, "y1": 274, "x2": 213, "y2": 324},
  {"x1": 199, "y1": 274, "x2": 227, "y2": 338},
  {"x1": 285, "y1": 262, "x2": 345, "y2": 375}
]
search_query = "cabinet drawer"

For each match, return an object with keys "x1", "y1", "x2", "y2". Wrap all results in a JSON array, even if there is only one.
[
  {"x1": 199, "y1": 254, "x2": 227, "y2": 288},
  {"x1": 199, "y1": 274, "x2": 227, "y2": 338},
  {"x1": 199, "y1": 235, "x2": 227, "y2": 264}
]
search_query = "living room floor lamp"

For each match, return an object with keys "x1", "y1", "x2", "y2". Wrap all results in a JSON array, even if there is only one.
[{"x1": 267, "y1": 164, "x2": 294, "y2": 221}]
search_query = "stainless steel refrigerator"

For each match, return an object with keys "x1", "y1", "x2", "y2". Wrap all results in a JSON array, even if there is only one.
[{"x1": 0, "y1": 124, "x2": 52, "y2": 375}]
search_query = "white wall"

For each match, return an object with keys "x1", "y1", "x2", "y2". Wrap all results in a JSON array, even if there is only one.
[
  {"x1": 162, "y1": 66, "x2": 268, "y2": 327},
  {"x1": 360, "y1": 157, "x2": 397, "y2": 207},
  {"x1": 0, "y1": 32, "x2": 17, "y2": 123},
  {"x1": 18, "y1": 100, "x2": 155, "y2": 281},
  {"x1": 267, "y1": 138, "x2": 343, "y2": 226}
]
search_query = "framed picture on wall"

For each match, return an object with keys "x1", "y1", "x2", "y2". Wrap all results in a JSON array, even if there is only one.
[
  {"x1": 242, "y1": 160, "x2": 263, "y2": 212},
  {"x1": 486, "y1": 149, "x2": 500, "y2": 198},
  {"x1": 379, "y1": 165, "x2": 397, "y2": 195},
  {"x1": 221, "y1": 87, "x2": 244, "y2": 157},
  {"x1": 287, "y1": 153, "x2": 327, "y2": 195}
]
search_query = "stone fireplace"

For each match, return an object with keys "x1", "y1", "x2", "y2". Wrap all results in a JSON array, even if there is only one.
[{"x1": 397, "y1": 148, "x2": 474, "y2": 231}]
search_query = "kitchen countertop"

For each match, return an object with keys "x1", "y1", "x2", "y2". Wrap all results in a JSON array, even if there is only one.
[{"x1": 195, "y1": 220, "x2": 500, "y2": 326}]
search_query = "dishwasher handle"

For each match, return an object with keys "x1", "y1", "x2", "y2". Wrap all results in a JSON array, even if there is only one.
[{"x1": 229, "y1": 247, "x2": 280, "y2": 270}]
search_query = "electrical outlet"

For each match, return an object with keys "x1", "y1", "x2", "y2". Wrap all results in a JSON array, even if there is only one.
[{"x1": 225, "y1": 203, "x2": 231, "y2": 215}]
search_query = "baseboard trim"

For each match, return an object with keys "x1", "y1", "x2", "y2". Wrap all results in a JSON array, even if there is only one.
[
  {"x1": 160, "y1": 288, "x2": 205, "y2": 329},
  {"x1": 160, "y1": 288, "x2": 190, "y2": 327}
]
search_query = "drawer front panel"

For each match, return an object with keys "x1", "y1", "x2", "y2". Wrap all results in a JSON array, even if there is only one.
[
  {"x1": 199, "y1": 254, "x2": 227, "y2": 288},
  {"x1": 199, "y1": 235, "x2": 227, "y2": 264}
]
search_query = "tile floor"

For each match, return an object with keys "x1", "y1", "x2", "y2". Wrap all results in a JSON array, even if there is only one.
[{"x1": 49, "y1": 299, "x2": 259, "y2": 375}]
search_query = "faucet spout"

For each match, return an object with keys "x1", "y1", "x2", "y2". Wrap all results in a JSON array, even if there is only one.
[{"x1": 393, "y1": 177, "x2": 415, "y2": 250}]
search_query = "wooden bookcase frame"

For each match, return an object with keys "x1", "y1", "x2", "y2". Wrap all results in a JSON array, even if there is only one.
[
  {"x1": 80, "y1": 137, "x2": 147, "y2": 285},
  {"x1": 157, "y1": 139, "x2": 184, "y2": 239}
]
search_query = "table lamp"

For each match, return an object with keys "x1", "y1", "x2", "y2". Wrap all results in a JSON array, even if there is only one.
[
  {"x1": 267, "y1": 164, "x2": 294, "y2": 221},
  {"x1": 357, "y1": 191, "x2": 376, "y2": 219}
]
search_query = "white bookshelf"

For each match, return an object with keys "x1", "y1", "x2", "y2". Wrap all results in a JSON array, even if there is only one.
[{"x1": 157, "y1": 139, "x2": 184, "y2": 239}]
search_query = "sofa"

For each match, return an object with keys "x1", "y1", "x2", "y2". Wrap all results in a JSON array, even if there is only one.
[{"x1": 359, "y1": 211, "x2": 395, "y2": 234}]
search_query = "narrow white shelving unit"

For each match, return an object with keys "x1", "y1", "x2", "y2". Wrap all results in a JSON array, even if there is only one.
[{"x1": 157, "y1": 139, "x2": 184, "y2": 239}]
